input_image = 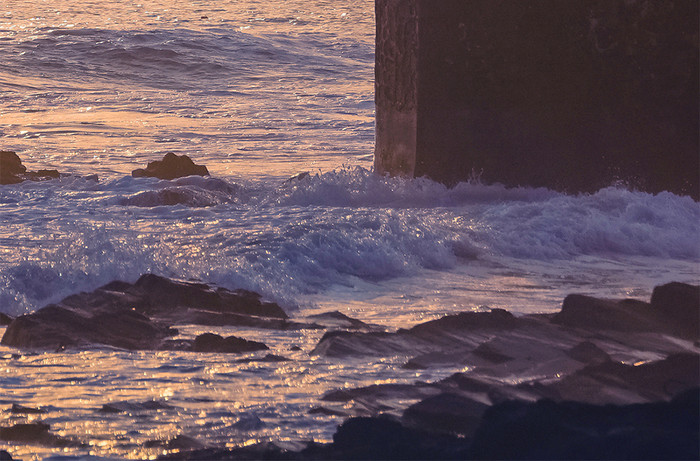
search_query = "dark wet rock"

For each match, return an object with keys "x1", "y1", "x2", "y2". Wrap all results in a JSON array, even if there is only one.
[
  {"x1": 650, "y1": 282, "x2": 700, "y2": 339},
  {"x1": 472, "y1": 342, "x2": 514, "y2": 364},
  {"x1": 10, "y1": 403, "x2": 45, "y2": 414},
  {"x1": 0, "y1": 313, "x2": 13, "y2": 326},
  {"x1": 403, "y1": 350, "x2": 471, "y2": 369},
  {"x1": 471, "y1": 388, "x2": 700, "y2": 460},
  {"x1": 406, "y1": 309, "x2": 519, "y2": 336},
  {"x1": 146, "y1": 434, "x2": 205, "y2": 451},
  {"x1": 235, "y1": 353, "x2": 289, "y2": 364},
  {"x1": 402, "y1": 392, "x2": 489, "y2": 437},
  {"x1": 306, "y1": 310, "x2": 377, "y2": 331},
  {"x1": 130, "y1": 274, "x2": 287, "y2": 319},
  {"x1": 1, "y1": 303, "x2": 174, "y2": 350},
  {"x1": 537, "y1": 352, "x2": 700, "y2": 405},
  {"x1": 1, "y1": 274, "x2": 289, "y2": 351},
  {"x1": 553, "y1": 284, "x2": 700, "y2": 340},
  {"x1": 99, "y1": 399, "x2": 175, "y2": 414},
  {"x1": 311, "y1": 330, "x2": 412, "y2": 357},
  {"x1": 0, "y1": 151, "x2": 26, "y2": 184},
  {"x1": 132, "y1": 152, "x2": 209, "y2": 180},
  {"x1": 192, "y1": 333, "x2": 268, "y2": 353},
  {"x1": 0, "y1": 422, "x2": 83, "y2": 448},
  {"x1": 566, "y1": 341, "x2": 611, "y2": 364},
  {"x1": 312, "y1": 309, "x2": 519, "y2": 358},
  {"x1": 0, "y1": 151, "x2": 66, "y2": 185},
  {"x1": 553, "y1": 295, "x2": 659, "y2": 332},
  {"x1": 321, "y1": 382, "x2": 441, "y2": 416},
  {"x1": 330, "y1": 416, "x2": 471, "y2": 460},
  {"x1": 309, "y1": 406, "x2": 348, "y2": 417},
  {"x1": 230, "y1": 414, "x2": 266, "y2": 431}
]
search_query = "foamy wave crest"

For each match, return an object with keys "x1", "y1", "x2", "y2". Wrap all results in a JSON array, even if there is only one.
[
  {"x1": 1, "y1": 167, "x2": 697, "y2": 316},
  {"x1": 267, "y1": 166, "x2": 559, "y2": 208}
]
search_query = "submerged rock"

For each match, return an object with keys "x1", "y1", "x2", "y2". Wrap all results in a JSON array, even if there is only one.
[
  {"x1": 1, "y1": 274, "x2": 287, "y2": 351},
  {"x1": 0, "y1": 151, "x2": 66, "y2": 185},
  {"x1": 0, "y1": 422, "x2": 83, "y2": 448},
  {"x1": 10, "y1": 403, "x2": 45, "y2": 415},
  {"x1": 99, "y1": 399, "x2": 175, "y2": 414},
  {"x1": 132, "y1": 152, "x2": 209, "y2": 180}
]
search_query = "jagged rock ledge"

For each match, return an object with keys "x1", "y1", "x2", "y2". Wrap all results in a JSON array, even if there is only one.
[
  {"x1": 0, "y1": 151, "x2": 70, "y2": 185},
  {"x1": 0, "y1": 274, "x2": 315, "y2": 352},
  {"x1": 157, "y1": 281, "x2": 699, "y2": 460}
]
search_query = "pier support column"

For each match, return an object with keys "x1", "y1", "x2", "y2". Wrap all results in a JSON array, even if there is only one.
[{"x1": 374, "y1": 0, "x2": 699, "y2": 198}]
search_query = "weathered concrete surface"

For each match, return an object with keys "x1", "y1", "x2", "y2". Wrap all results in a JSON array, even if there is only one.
[{"x1": 375, "y1": 0, "x2": 699, "y2": 198}]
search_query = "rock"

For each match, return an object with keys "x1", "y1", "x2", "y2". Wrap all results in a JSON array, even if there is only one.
[
  {"x1": 540, "y1": 352, "x2": 700, "y2": 405},
  {"x1": 552, "y1": 295, "x2": 658, "y2": 332},
  {"x1": 402, "y1": 393, "x2": 489, "y2": 437},
  {"x1": 10, "y1": 403, "x2": 45, "y2": 414},
  {"x1": 553, "y1": 284, "x2": 700, "y2": 340},
  {"x1": 192, "y1": 333, "x2": 268, "y2": 353},
  {"x1": 471, "y1": 342, "x2": 514, "y2": 364},
  {"x1": 0, "y1": 151, "x2": 25, "y2": 184},
  {"x1": 235, "y1": 353, "x2": 289, "y2": 364},
  {"x1": 99, "y1": 400, "x2": 175, "y2": 414},
  {"x1": 230, "y1": 413, "x2": 266, "y2": 431},
  {"x1": 405, "y1": 309, "x2": 519, "y2": 337},
  {"x1": 0, "y1": 151, "x2": 65, "y2": 185},
  {"x1": 306, "y1": 311, "x2": 376, "y2": 330},
  {"x1": 129, "y1": 273, "x2": 287, "y2": 319},
  {"x1": 470, "y1": 388, "x2": 700, "y2": 460},
  {"x1": 132, "y1": 152, "x2": 209, "y2": 180},
  {"x1": 0, "y1": 422, "x2": 83, "y2": 448},
  {"x1": 308, "y1": 406, "x2": 348, "y2": 417},
  {"x1": 1, "y1": 274, "x2": 289, "y2": 351},
  {"x1": 1, "y1": 303, "x2": 174, "y2": 350},
  {"x1": 330, "y1": 416, "x2": 471, "y2": 460},
  {"x1": 566, "y1": 341, "x2": 611, "y2": 364},
  {"x1": 0, "y1": 450, "x2": 11, "y2": 460},
  {"x1": 650, "y1": 282, "x2": 699, "y2": 339},
  {"x1": 312, "y1": 309, "x2": 521, "y2": 358},
  {"x1": 0, "y1": 313, "x2": 13, "y2": 326}
]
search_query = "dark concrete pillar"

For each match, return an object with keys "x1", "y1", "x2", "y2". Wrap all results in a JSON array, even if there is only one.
[{"x1": 374, "y1": 0, "x2": 699, "y2": 198}]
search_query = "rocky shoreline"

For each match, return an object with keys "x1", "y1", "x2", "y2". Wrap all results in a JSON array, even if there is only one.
[{"x1": 0, "y1": 275, "x2": 697, "y2": 459}]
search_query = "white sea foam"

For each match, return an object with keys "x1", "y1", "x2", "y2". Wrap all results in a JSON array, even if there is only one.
[{"x1": 1, "y1": 168, "x2": 698, "y2": 317}]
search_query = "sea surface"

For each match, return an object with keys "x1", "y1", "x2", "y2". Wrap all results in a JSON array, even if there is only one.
[{"x1": 0, "y1": 0, "x2": 698, "y2": 459}]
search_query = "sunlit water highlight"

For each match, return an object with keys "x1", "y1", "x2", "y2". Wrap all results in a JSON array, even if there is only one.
[{"x1": 1, "y1": 0, "x2": 699, "y2": 459}]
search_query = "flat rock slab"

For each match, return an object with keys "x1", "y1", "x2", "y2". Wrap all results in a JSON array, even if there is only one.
[{"x1": 312, "y1": 282, "x2": 699, "y2": 419}]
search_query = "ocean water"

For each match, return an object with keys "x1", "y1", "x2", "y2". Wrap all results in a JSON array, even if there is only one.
[{"x1": 0, "y1": 0, "x2": 699, "y2": 459}]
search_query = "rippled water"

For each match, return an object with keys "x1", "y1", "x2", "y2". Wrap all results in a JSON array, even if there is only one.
[{"x1": 1, "y1": 1, "x2": 699, "y2": 459}]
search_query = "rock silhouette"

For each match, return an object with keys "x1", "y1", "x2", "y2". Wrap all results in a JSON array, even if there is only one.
[
  {"x1": 132, "y1": 152, "x2": 209, "y2": 180},
  {"x1": 0, "y1": 151, "x2": 63, "y2": 185}
]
